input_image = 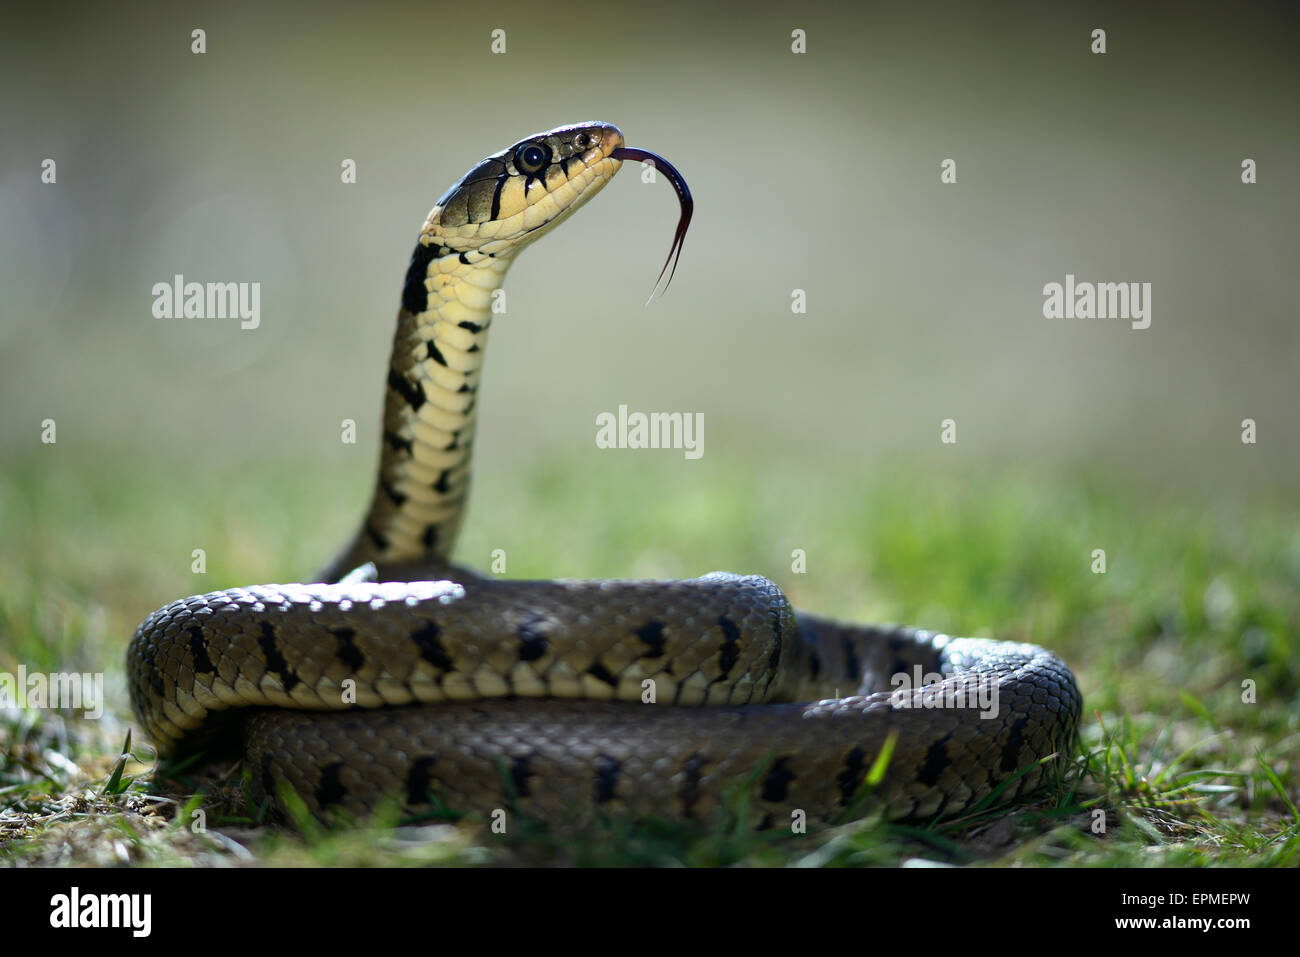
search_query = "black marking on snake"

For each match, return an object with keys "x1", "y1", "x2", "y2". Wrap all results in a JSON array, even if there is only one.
[
  {"x1": 365, "y1": 524, "x2": 390, "y2": 550},
  {"x1": 379, "y1": 477, "x2": 407, "y2": 507},
  {"x1": 433, "y1": 469, "x2": 454, "y2": 494},
  {"x1": 402, "y1": 241, "x2": 438, "y2": 314},
  {"x1": 257, "y1": 622, "x2": 300, "y2": 692},
  {"x1": 406, "y1": 756, "x2": 437, "y2": 805},
  {"x1": 516, "y1": 617, "x2": 549, "y2": 661},
  {"x1": 458, "y1": 320, "x2": 484, "y2": 333},
  {"x1": 458, "y1": 252, "x2": 471, "y2": 265},
  {"x1": 594, "y1": 755, "x2": 620, "y2": 804},
  {"x1": 410, "y1": 620, "x2": 453, "y2": 672},
  {"x1": 715, "y1": 615, "x2": 741, "y2": 680},
  {"x1": 330, "y1": 627, "x2": 365, "y2": 672},
  {"x1": 999, "y1": 716, "x2": 1030, "y2": 773},
  {"x1": 185, "y1": 625, "x2": 215, "y2": 675},
  {"x1": 382, "y1": 430, "x2": 413, "y2": 454},
  {"x1": 916, "y1": 737, "x2": 952, "y2": 788},
  {"x1": 489, "y1": 176, "x2": 504, "y2": 221},
  {"x1": 426, "y1": 341, "x2": 448, "y2": 367},
  {"x1": 836, "y1": 746, "x2": 867, "y2": 806},
  {"x1": 889, "y1": 655, "x2": 912, "y2": 684},
  {"x1": 761, "y1": 757, "x2": 796, "y2": 802},
  {"x1": 509, "y1": 755, "x2": 534, "y2": 798},
  {"x1": 587, "y1": 661, "x2": 619, "y2": 688},
  {"x1": 260, "y1": 755, "x2": 276, "y2": 801},
  {"x1": 388, "y1": 369, "x2": 426, "y2": 411},
  {"x1": 634, "y1": 619, "x2": 666, "y2": 658},
  {"x1": 421, "y1": 524, "x2": 439, "y2": 548},
  {"x1": 678, "y1": 753, "x2": 705, "y2": 819},
  {"x1": 842, "y1": 635, "x2": 862, "y2": 683},
  {"x1": 316, "y1": 762, "x2": 347, "y2": 808}
]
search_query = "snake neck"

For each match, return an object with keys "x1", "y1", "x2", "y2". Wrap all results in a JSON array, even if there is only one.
[{"x1": 322, "y1": 234, "x2": 513, "y2": 582}]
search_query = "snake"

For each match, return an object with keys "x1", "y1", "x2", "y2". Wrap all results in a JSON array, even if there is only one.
[{"x1": 127, "y1": 122, "x2": 1082, "y2": 830}]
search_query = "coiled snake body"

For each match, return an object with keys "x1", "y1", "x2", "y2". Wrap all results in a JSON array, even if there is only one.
[{"x1": 128, "y1": 122, "x2": 1081, "y2": 828}]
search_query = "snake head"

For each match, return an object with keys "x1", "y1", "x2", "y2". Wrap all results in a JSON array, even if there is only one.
[
  {"x1": 424, "y1": 122, "x2": 693, "y2": 298},
  {"x1": 428, "y1": 122, "x2": 626, "y2": 255}
]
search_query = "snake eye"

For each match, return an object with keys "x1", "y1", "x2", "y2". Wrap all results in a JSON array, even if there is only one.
[
  {"x1": 514, "y1": 143, "x2": 550, "y2": 174},
  {"x1": 573, "y1": 133, "x2": 590, "y2": 150}
]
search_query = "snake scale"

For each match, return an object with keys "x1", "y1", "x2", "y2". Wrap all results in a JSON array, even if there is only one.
[{"x1": 128, "y1": 122, "x2": 1081, "y2": 830}]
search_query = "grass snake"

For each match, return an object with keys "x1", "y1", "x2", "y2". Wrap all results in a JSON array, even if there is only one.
[{"x1": 127, "y1": 122, "x2": 1081, "y2": 829}]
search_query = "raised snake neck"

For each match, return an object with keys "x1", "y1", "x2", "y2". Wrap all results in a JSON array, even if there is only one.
[
  {"x1": 128, "y1": 122, "x2": 1082, "y2": 829},
  {"x1": 322, "y1": 127, "x2": 619, "y2": 579}
]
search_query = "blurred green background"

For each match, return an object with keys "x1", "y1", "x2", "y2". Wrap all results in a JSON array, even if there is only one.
[{"x1": 2, "y1": 0, "x2": 1297, "y2": 615}]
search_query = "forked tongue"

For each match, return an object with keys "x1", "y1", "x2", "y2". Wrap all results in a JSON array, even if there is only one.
[{"x1": 610, "y1": 146, "x2": 693, "y2": 304}]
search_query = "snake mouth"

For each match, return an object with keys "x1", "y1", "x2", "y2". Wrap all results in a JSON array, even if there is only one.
[{"x1": 610, "y1": 146, "x2": 694, "y2": 300}]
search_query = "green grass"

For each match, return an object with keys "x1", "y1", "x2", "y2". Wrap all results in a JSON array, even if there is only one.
[{"x1": 1, "y1": 447, "x2": 1297, "y2": 866}]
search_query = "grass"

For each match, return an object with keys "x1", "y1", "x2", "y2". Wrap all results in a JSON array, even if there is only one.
[{"x1": 1, "y1": 446, "x2": 1297, "y2": 866}]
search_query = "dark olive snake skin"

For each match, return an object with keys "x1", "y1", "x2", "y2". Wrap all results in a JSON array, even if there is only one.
[{"x1": 127, "y1": 122, "x2": 1081, "y2": 829}]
